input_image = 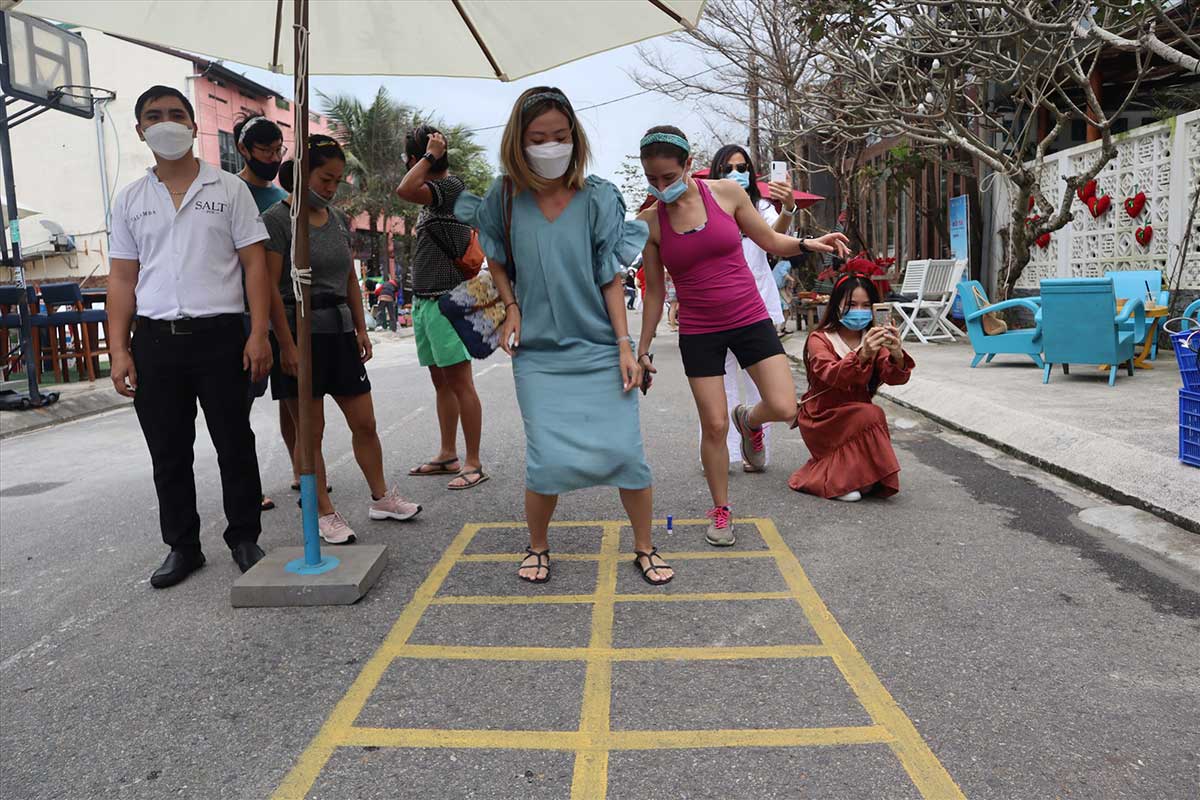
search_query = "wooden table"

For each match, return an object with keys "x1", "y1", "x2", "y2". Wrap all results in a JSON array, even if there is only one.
[
  {"x1": 1100, "y1": 302, "x2": 1168, "y2": 371},
  {"x1": 1132, "y1": 305, "x2": 1169, "y2": 369}
]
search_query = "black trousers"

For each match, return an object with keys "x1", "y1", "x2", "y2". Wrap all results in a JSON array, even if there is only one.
[{"x1": 132, "y1": 320, "x2": 262, "y2": 552}]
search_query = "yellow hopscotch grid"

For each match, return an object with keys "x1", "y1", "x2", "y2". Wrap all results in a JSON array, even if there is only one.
[{"x1": 272, "y1": 519, "x2": 964, "y2": 800}]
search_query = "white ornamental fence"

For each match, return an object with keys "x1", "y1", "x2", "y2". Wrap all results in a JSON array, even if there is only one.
[{"x1": 993, "y1": 108, "x2": 1200, "y2": 292}]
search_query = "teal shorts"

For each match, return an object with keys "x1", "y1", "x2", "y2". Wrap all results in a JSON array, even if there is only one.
[{"x1": 414, "y1": 297, "x2": 471, "y2": 368}]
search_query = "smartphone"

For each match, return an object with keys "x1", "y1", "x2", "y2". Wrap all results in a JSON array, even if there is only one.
[
  {"x1": 770, "y1": 160, "x2": 788, "y2": 183},
  {"x1": 640, "y1": 353, "x2": 654, "y2": 395},
  {"x1": 872, "y1": 303, "x2": 892, "y2": 327}
]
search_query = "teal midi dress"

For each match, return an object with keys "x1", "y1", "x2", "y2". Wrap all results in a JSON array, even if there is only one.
[{"x1": 455, "y1": 176, "x2": 651, "y2": 495}]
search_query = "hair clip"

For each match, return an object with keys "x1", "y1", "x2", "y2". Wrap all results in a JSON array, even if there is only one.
[{"x1": 237, "y1": 116, "x2": 271, "y2": 145}]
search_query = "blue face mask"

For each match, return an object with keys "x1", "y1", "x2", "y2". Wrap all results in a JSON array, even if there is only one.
[
  {"x1": 648, "y1": 177, "x2": 687, "y2": 204},
  {"x1": 841, "y1": 309, "x2": 872, "y2": 331},
  {"x1": 730, "y1": 170, "x2": 751, "y2": 190}
]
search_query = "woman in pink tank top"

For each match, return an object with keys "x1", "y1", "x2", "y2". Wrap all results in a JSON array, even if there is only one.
[{"x1": 633, "y1": 126, "x2": 849, "y2": 547}]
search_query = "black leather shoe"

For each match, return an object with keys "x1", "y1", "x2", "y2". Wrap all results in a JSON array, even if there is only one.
[
  {"x1": 150, "y1": 549, "x2": 205, "y2": 589},
  {"x1": 232, "y1": 541, "x2": 266, "y2": 573}
]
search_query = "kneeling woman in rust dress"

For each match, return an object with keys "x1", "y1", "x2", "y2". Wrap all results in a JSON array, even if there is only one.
[{"x1": 789, "y1": 274, "x2": 914, "y2": 502}]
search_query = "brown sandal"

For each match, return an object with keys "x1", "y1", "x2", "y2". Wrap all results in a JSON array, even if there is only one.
[
  {"x1": 448, "y1": 469, "x2": 489, "y2": 490},
  {"x1": 409, "y1": 458, "x2": 461, "y2": 476}
]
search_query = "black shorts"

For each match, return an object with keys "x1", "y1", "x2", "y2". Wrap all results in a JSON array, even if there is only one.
[
  {"x1": 678, "y1": 318, "x2": 784, "y2": 378},
  {"x1": 270, "y1": 331, "x2": 372, "y2": 400}
]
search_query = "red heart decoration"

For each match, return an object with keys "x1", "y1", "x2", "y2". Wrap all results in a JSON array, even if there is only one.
[
  {"x1": 1036, "y1": 232, "x2": 1051, "y2": 248},
  {"x1": 1089, "y1": 195, "x2": 1111, "y2": 218},
  {"x1": 1124, "y1": 191, "x2": 1146, "y2": 218},
  {"x1": 1135, "y1": 225, "x2": 1153, "y2": 246},
  {"x1": 1077, "y1": 179, "x2": 1097, "y2": 202}
]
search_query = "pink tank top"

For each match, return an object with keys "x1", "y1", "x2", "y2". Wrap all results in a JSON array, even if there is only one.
[{"x1": 657, "y1": 180, "x2": 768, "y2": 335}]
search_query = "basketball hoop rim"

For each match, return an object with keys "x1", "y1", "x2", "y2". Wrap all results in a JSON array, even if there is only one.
[{"x1": 50, "y1": 84, "x2": 115, "y2": 104}]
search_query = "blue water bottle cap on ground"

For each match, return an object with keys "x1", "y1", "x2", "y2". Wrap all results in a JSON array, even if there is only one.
[{"x1": 666, "y1": 515, "x2": 673, "y2": 532}]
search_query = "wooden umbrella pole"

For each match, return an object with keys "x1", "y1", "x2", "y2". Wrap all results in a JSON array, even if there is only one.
[{"x1": 293, "y1": 0, "x2": 320, "y2": 566}]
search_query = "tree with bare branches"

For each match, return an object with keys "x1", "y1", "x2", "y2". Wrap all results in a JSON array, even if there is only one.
[{"x1": 795, "y1": 0, "x2": 1198, "y2": 297}]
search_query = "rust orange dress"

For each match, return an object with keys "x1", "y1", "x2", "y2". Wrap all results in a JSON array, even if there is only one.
[{"x1": 788, "y1": 329, "x2": 915, "y2": 499}]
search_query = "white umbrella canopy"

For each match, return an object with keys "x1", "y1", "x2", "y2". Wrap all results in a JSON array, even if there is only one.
[{"x1": 7, "y1": 0, "x2": 704, "y2": 81}]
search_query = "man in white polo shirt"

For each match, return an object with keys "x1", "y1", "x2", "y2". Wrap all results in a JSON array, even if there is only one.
[{"x1": 107, "y1": 85, "x2": 274, "y2": 588}]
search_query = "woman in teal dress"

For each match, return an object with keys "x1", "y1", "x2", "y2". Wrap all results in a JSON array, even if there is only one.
[{"x1": 456, "y1": 86, "x2": 673, "y2": 586}]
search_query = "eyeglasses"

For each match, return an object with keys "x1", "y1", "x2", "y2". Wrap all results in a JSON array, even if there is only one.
[
  {"x1": 718, "y1": 163, "x2": 750, "y2": 175},
  {"x1": 251, "y1": 143, "x2": 288, "y2": 159}
]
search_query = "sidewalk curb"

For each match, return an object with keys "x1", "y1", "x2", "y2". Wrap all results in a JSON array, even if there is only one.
[
  {"x1": 0, "y1": 391, "x2": 133, "y2": 440},
  {"x1": 783, "y1": 348, "x2": 1199, "y2": 535}
]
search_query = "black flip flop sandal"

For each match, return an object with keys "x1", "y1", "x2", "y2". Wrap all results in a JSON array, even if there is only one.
[
  {"x1": 261, "y1": 496, "x2": 276, "y2": 511},
  {"x1": 409, "y1": 458, "x2": 461, "y2": 476},
  {"x1": 448, "y1": 469, "x2": 490, "y2": 491},
  {"x1": 518, "y1": 547, "x2": 550, "y2": 584},
  {"x1": 633, "y1": 547, "x2": 673, "y2": 586}
]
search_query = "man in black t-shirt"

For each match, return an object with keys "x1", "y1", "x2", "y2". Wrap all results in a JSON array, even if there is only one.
[{"x1": 395, "y1": 127, "x2": 488, "y2": 491}]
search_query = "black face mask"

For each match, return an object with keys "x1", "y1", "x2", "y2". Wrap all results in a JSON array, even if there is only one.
[{"x1": 247, "y1": 157, "x2": 281, "y2": 182}]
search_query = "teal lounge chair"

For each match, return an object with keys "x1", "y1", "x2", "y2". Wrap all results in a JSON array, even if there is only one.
[
  {"x1": 1106, "y1": 270, "x2": 1168, "y2": 360},
  {"x1": 1040, "y1": 278, "x2": 1146, "y2": 387},
  {"x1": 1182, "y1": 298, "x2": 1200, "y2": 330},
  {"x1": 957, "y1": 280, "x2": 1044, "y2": 368}
]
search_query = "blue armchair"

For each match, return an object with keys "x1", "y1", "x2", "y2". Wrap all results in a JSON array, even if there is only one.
[
  {"x1": 956, "y1": 280, "x2": 1044, "y2": 368},
  {"x1": 1182, "y1": 298, "x2": 1200, "y2": 330},
  {"x1": 1040, "y1": 278, "x2": 1146, "y2": 386},
  {"x1": 1106, "y1": 270, "x2": 1168, "y2": 360}
]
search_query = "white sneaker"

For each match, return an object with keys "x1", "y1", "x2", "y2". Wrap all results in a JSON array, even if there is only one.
[
  {"x1": 368, "y1": 486, "x2": 422, "y2": 521},
  {"x1": 318, "y1": 511, "x2": 356, "y2": 545},
  {"x1": 834, "y1": 491, "x2": 863, "y2": 502}
]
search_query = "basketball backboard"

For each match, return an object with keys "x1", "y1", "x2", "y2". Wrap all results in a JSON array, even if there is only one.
[{"x1": 0, "y1": 11, "x2": 92, "y2": 119}]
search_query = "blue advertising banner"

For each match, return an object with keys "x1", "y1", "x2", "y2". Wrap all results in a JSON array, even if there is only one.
[{"x1": 949, "y1": 194, "x2": 969, "y2": 263}]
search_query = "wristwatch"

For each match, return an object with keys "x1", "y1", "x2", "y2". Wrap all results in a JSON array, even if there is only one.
[
  {"x1": 421, "y1": 152, "x2": 438, "y2": 164},
  {"x1": 796, "y1": 238, "x2": 810, "y2": 253}
]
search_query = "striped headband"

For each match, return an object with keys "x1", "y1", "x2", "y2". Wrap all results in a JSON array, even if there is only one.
[
  {"x1": 522, "y1": 91, "x2": 571, "y2": 113},
  {"x1": 237, "y1": 115, "x2": 274, "y2": 145},
  {"x1": 639, "y1": 132, "x2": 690, "y2": 154}
]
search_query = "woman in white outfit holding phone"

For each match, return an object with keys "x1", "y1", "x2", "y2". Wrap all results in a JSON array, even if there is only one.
[{"x1": 700, "y1": 145, "x2": 797, "y2": 472}]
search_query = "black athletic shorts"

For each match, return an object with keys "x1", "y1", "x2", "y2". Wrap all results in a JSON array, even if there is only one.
[
  {"x1": 269, "y1": 331, "x2": 372, "y2": 400},
  {"x1": 678, "y1": 318, "x2": 784, "y2": 378}
]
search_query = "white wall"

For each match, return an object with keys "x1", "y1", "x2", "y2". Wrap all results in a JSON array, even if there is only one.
[
  {"x1": 1, "y1": 31, "x2": 192, "y2": 283},
  {"x1": 986, "y1": 109, "x2": 1200, "y2": 293}
]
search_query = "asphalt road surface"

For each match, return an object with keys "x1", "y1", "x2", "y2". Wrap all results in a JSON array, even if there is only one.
[{"x1": 2, "y1": 320, "x2": 1198, "y2": 800}]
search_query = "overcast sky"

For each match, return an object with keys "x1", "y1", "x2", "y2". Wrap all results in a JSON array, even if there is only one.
[{"x1": 231, "y1": 37, "x2": 740, "y2": 188}]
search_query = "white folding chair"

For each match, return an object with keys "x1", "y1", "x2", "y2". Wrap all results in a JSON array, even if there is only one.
[
  {"x1": 894, "y1": 259, "x2": 934, "y2": 343},
  {"x1": 929, "y1": 259, "x2": 968, "y2": 341}
]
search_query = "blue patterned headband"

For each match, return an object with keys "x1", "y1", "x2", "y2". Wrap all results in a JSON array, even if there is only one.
[
  {"x1": 640, "y1": 132, "x2": 690, "y2": 154},
  {"x1": 522, "y1": 91, "x2": 571, "y2": 113}
]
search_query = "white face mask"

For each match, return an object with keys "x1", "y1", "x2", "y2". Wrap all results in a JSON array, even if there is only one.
[
  {"x1": 525, "y1": 141, "x2": 574, "y2": 180},
  {"x1": 142, "y1": 121, "x2": 194, "y2": 160}
]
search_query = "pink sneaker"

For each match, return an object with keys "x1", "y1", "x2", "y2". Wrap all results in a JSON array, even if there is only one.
[
  {"x1": 705, "y1": 505, "x2": 735, "y2": 547},
  {"x1": 318, "y1": 511, "x2": 356, "y2": 545},
  {"x1": 368, "y1": 486, "x2": 422, "y2": 521}
]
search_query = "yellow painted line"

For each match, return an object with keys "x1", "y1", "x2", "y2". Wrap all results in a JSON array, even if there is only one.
[
  {"x1": 613, "y1": 591, "x2": 794, "y2": 603},
  {"x1": 609, "y1": 725, "x2": 893, "y2": 750},
  {"x1": 570, "y1": 522, "x2": 621, "y2": 800},
  {"x1": 611, "y1": 644, "x2": 828, "y2": 661},
  {"x1": 619, "y1": 550, "x2": 775, "y2": 561},
  {"x1": 388, "y1": 644, "x2": 588, "y2": 661},
  {"x1": 340, "y1": 726, "x2": 588, "y2": 751},
  {"x1": 468, "y1": 519, "x2": 741, "y2": 530},
  {"x1": 384, "y1": 643, "x2": 829, "y2": 663},
  {"x1": 458, "y1": 552, "x2": 600, "y2": 563},
  {"x1": 336, "y1": 724, "x2": 891, "y2": 752},
  {"x1": 430, "y1": 593, "x2": 598, "y2": 606},
  {"x1": 271, "y1": 522, "x2": 484, "y2": 800},
  {"x1": 757, "y1": 519, "x2": 965, "y2": 800},
  {"x1": 456, "y1": 550, "x2": 774, "y2": 563}
]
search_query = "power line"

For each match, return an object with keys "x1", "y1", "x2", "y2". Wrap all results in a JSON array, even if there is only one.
[{"x1": 466, "y1": 65, "x2": 724, "y2": 133}]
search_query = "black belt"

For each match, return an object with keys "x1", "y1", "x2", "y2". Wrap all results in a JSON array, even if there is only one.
[
  {"x1": 135, "y1": 314, "x2": 243, "y2": 335},
  {"x1": 284, "y1": 294, "x2": 347, "y2": 310}
]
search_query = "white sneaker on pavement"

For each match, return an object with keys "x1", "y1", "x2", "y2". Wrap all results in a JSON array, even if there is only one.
[
  {"x1": 318, "y1": 511, "x2": 357, "y2": 545},
  {"x1": 368, "y1": 486, "x2": 422, "y2": 521},
  {"x1": 834, "y1": 490, "x2": 863, "y2": 502}
]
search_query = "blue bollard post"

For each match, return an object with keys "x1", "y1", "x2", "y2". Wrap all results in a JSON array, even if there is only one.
[{"x1": 285, "y1": 472, "x2": 340, "y2": 576}]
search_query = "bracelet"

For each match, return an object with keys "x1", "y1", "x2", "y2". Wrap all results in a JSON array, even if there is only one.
[
  {"x1": 781, "y1": 207, "x2": 795, "y2": 217},
  {"x1": 637, "y1": 352, "x2": 653, "y2": 362},
  {"x1": 617, "y1": 335, "x2": 635, "y2": 348},
  {"x1": 796, "y1": 238, "x2": 809, "y2": 254},
  {"x1": 505, "y1": 301, "x2": 519, "y2": 310}
]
